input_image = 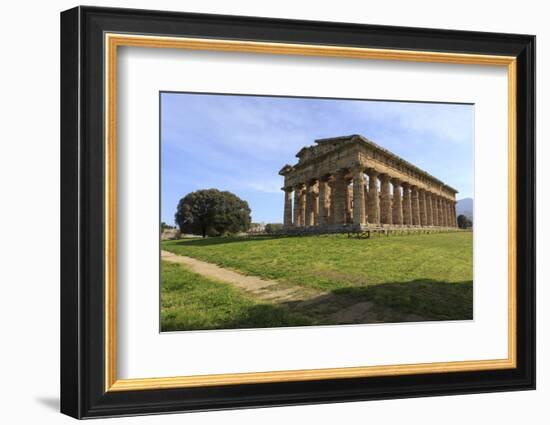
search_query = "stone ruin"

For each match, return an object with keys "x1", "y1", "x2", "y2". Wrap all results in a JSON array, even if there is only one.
[{"x1": 279, "y1": 135, "x2": 458, "y2": 234}]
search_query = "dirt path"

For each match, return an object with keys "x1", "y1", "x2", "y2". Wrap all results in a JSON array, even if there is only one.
[
  {"x1": 161, "y1": 250, "x2": 427, "y2": 324},
  {"x1": 161, "y1": 250, "x2": 322, "y2": 303}
]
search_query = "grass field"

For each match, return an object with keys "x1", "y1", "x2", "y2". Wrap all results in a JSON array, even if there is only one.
[
  {"x1": 161, "y1": 261, "x2": 312, "y2": 331},
  {"x1": 161, "y1": 232, "x2": 473, "y2": 330}
]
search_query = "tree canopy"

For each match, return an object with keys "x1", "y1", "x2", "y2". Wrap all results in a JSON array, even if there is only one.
[
  {"x1": 457, "y1": 214, "x2": 473, "y2": 229},
  {"x1": 175, "y1": 189, "x2": 251, "y2": 237}
]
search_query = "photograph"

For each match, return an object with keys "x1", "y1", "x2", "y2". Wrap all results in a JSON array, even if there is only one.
[
  {"x1": 159, "y1": 92, "x2": 474, "y2": 332},
  {"x1": 57, "y1": 5, "x2": 536, "y2": 419}
]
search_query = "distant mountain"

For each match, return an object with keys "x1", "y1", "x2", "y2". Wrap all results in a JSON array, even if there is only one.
[{"x1": 456, "y1": 198, "x2": 473, "y2": 220}]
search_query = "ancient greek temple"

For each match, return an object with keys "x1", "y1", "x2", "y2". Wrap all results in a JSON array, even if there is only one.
[{"x1": 279, "y1": 135, "x2": 458, "y2": 233}]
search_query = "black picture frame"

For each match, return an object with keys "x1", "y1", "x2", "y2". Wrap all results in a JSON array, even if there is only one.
[{"x1": 60, "y1": 5, "x2": 535, "y2": 419}]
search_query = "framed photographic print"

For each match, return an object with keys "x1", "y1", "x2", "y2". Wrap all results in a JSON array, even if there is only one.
[{"x1": 60, "y1": 6, "x2": 535, "y2": 419}]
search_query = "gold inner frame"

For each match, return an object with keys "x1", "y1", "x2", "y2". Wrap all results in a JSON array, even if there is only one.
[{"x1": 104, "y1": 33, "x2": 517, "y2": 392}]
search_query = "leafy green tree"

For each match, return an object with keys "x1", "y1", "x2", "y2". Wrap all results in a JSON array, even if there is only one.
[
  {"x1": 457, "y1": 214, "x2": 472, "y2": 229},
  {"x1": 264, "y1": 223, "x2": 283, "y2": 234},
  {"x1": 175, "y1": 189, "x2": 251, "y2": 237}
]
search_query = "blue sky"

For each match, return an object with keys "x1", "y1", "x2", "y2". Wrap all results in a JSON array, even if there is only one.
[{"x1": 161, "y1": 92, "x2": 474, "y2": 225}]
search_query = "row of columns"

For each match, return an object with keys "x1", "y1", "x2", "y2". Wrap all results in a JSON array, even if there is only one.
[{"x1": 283, "y1": 168, "x2": 457, "y2": 228}]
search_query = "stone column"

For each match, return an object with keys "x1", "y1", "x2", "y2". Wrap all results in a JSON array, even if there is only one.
[
  {"x1": 332, "y1": 170, "x2": 348, "y2": 225},
  {"x1": 305, "y1": 181, "x2": 316, "y2": 226},
  {"x1": 293, "y1": 184, "x2": 304, "y2": 226},
  {"x1": 364, "y1": 182, "x2": 369, "y2": 220},
  {"x1": 367, "y1": 169, "x2": 380, "y2": 225},
  {"x1": 419, "y1": 189, "x2": 427, "y2": 226},
  {"x1": 299, "y1": 188, "x2": 307, "y2": 226},
  {"x1": 411, "y1": 186, "x2": 420, "y2": 226},
  {"x1": 434, "y1": 197, "x2": 440, "y2": 227},
  {"x1": 445, "y1": 200, "x2": 452, "y2": 227},
  {"x1": 345, "y1": 179, "x2": 353, "y2": 224},
  {"x1": 328, "y1": 180, "x2": 335, "y2": 224},
  {"x1": 437, "y1": 197, "x2": 444, "y2": 227},
  {"x1": 313, "y1": 189, "x2": 319, "y2": 225},
  {"x1": 426, "y1": 192, "x2": 434, "y2": 226},
  {"x1": 317, "y1": 177, "x2": 329, "y2": 226},
  {"x1": 352, "y1": 166, "x2": 366, "y2": 225},
  {"x1": 392, "y1": 178, "x2": 403, "y2": 226},
  {"x1": 432, "y1": 195, "x2": 439, "y2": 226},
  {"x1": 283, "y1": 187, "x2": 293, "y2": 227},
  {"x1": 402, "y1": 182, "x2": 412, "y2": 226},
  {"x1": 380, "y1": 174, "x2": 393, "y2": 225}
]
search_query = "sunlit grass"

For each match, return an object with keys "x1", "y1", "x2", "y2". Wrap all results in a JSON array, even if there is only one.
[
  {"x1": 161, "y1": 232, "x2": 473, "y2": 329},
  {"x1": 162, "y1": 232, "x2": 473, "y2": 290},
  {"x1": 161, "y1": 261, "x2": 312, "y2": 331}
]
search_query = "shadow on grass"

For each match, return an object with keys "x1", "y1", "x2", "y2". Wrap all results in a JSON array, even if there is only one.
[
  {"x1": 167, "y1": 235, "x2": 286, "y2": 247},
  {"x1": 222, "y1": 303, "x2": 314, "y2": 329},
  {"x1": 283, "y1": 279, "x2": 473, "y2": 323},
  {"x1": 347, "y1": 279, "x2": 472, "y2": 320},
  {"x1": 163, "y1": 279, "x2": 473, "y2": 332},
  {"x1": 161, "y1": 303, "x2": 314, "y2": 332}
]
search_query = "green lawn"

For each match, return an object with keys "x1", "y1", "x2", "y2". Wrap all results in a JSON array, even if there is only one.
[
  {"x1": 161, "y1": 261, "x2": 313, "y2": 331},
  {"x1": 161, "y1": 232, "x2": 473, "y2": 329}
]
